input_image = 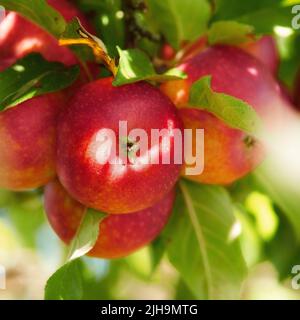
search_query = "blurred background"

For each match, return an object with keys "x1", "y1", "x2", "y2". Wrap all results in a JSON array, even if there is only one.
[
  {"x1": 1, "y1": 0, "x2": 300, "y2": 300},
  {"x1": 0, "y1": 187, "x2": 300, "y2": 299}
]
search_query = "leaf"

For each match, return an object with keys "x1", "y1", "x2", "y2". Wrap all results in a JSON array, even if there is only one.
[
  {"x1": 113, "y1": 47, "x2": 186, "y2": 86},
  {"x1": 236, "y1": 5, "x2": 300, "y2": 34},
  {"x1": 146, "y1": 0, "x2": 211, "y2": 49},
  {"x1": 213, "y1": 0, "x2": 280, "y2": 21},
  {"x1": 149, "y1": 236, "x2": 166, "y2": 273},
  {"x1": 189, "y1": 76, "x2": 262, "y2": 135},
  {"x1": 44, "y1": 259, "x2": 84, "y2": 300},
  {"x1": 213, "y1": 1, "x2": 299, "y2": 34},
  {"x1": 208, "y1": 21, "x2": 254, "y2": 45},
  {"x1": 164, "y1": 180, "x2": 247, "y2": 299},
  {"x1": 0, "y1": 54, "x2": 79, "y2": 110},
  {"x1": 0, "y1": 0, "x2": 66, "y2": 37},
  {"x1": 253, "y1": 162, "x2": 300, "y2": 242},
  {"x1": 67, "y1": 209, "x2": 106, "y2": 262},
  {"x1": 87, "y1": 0, "x2": 125, "y2": 57}
]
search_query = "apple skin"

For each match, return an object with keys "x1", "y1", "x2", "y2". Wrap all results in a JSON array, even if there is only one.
[
  {"x1": 177, "y1": 35, "x2": 278, "y2": 74},
  {"x1": 0, "y1": 93, "x2": 65, "y2": 190},
  {"x1": 44, "y1": 180, "x2": 175, "y2": 259},
  {"x1": 239, "y1": 36, "x2": 279, "y2": 75},
  {"x1": 161, "y1": 45, "x2": 285, "y2": 185},
  {"x1": 0, "y1": 0, "x2": 93, "y2": 71},
  {"x1": 56, "y1": 77, "x2": 183, "y2": 214},
  {"x1": 179, "y1": 108, "x2": 264, "y2": 185}
]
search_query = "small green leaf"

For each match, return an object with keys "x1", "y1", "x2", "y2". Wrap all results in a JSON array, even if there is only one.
[
  {"x1": 163, "y1": 180, "x2": 247, "y2": 299},
  {"x1": 0, "y1": 0, "x2": 66, "y2": 37},
  {"x1": 189, "y1": 76, "x2": 262, "y2": 135},
  {"x1": 147, "y1": 0, "x2": 211, "y2": 49},
  {"x1": 208, "y1": 21, "x2": 254, "y2": 45},
  {"x1": 67, "y1": 209, "x2": 106, "y2": 262},
  {"x1": 113, "y1": 47, "x2": 186, "y2": 86},
  {"x1": 0, "y1": 54, "x2": 80, "y2": 110},
  {"x1": 45, "y1": 259, "x2": 84, "y2": 300}
]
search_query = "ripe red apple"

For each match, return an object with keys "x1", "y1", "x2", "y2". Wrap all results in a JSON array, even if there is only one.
[
  {"x1": 0, "y1": 93, "x2": 65, "y2": 190},
  {"x1": 0, "y1": 0, "x2": 93, "y2": 71},
  {"x1": 56, "y1": 77, "x2": 183, "y2": 214},
  {"x1": 161, "y1": 45, "x2": 286, "y2": 185},
  {"x1": 176, "y1": 35, "x2": 279, "y2": 75},
  {"x1": 44, "y1": 180, "x2": 175, "y2": 259},
  {"x1": 239, "y1": 35, "x2": 279, "y2": 75}
]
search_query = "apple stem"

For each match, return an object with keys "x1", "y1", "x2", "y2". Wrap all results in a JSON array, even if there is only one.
[{"x1": 59, "y1": 38, "x2": 118, "y2": 77}]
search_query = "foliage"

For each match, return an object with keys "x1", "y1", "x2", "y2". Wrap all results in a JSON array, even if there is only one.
[{"x1": 0, "y1": 0, "x2": 300, "y2": 300}]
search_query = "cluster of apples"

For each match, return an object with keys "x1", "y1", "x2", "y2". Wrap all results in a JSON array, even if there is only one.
[{"x1": 0, "y1": 0, "x2": 299, "y2": 259}]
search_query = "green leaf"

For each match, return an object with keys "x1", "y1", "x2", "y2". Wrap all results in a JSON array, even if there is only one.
[
  {"x1": 164, "y1": 180, "x2": 247, "y2": 299},
  {"x1": 45, "y1": 259, "x2": 84, "y2": 300},
  {"x1": 113, "y1": 47, "x2": 186, "y2": 86},
  {"x1": 213, "y1": 0, "x2": 281, "y2": 21},
  {"x1": 253, "y1": 162, "x2": 300, "y2": 242},
  {"x1": 237, "y1": 5, "x2": 300, "y2": 34},
  {"x1": 67, "y1": 209, "x2": 106, "y2": 262},
  {"x1": 189, "y1": 76, "x2": 262, "y2": 135},
  {"x1": 0, "y1": 54, "x2": 79, "y2": 110},
  {"x1": 208, "y1": 21, "x2": 254, "y2": 45},
  {"x1": 87, "y1": 0, "x2": 125, "y2": 57},
  {"x1": 146, "y1": 0, "x2": 211, "y2": 49},
  {"x1": 213, "y1": 1, "x2": 298, "y2": 34},
  {"x1": 0, "y1": 0, "x2": 66, "y2": 37},
  {"x1": 149, "y1": 236, "x2": 166, "y2": 273}
]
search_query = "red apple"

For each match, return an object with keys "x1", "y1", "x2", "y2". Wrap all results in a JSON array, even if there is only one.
[
  {"x1": 44, "y1": 180, "x2": 175, "y2": 259},
  {"x1": 177, "y1": 35, "x2": 279, "y2": 75},
  {"x1": 0, "y1": 0, "x2": 93, "y2": 71},
  {"x1": 56, "y1": 77, "x2": 183, "y2": 214},
  {"x1": 0, "y1": 93, "x2": 65, "y2": 190},
  {"x1": 161, "y1": 45, "x2": 286, "y2": 185},
  {"x1": 240, "y1": 35, "x2": 279, "y2": 75}
]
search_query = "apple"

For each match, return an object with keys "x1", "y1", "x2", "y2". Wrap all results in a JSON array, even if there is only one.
[
  {"x1": 44, "y1": 180, "x2": 175, "y2": 259},
  {"x1": 161, "y1": 45, "x2": 287, "y2": 185},
  {"x1": 0, "y1": 0, "x2": 93, "y2": 71},
  {"x1": 176, "y1": 35, "x2": 278, "y2": 75},
  {"x1": 0, "y1": 93, "x2": 65, "y2": 190},
  {"x1": 56, "y1": 77, "x2": 183, "y2": 214},
  {"x1": 239, "y1": 35, "x2": 279, "y2": 75}
]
